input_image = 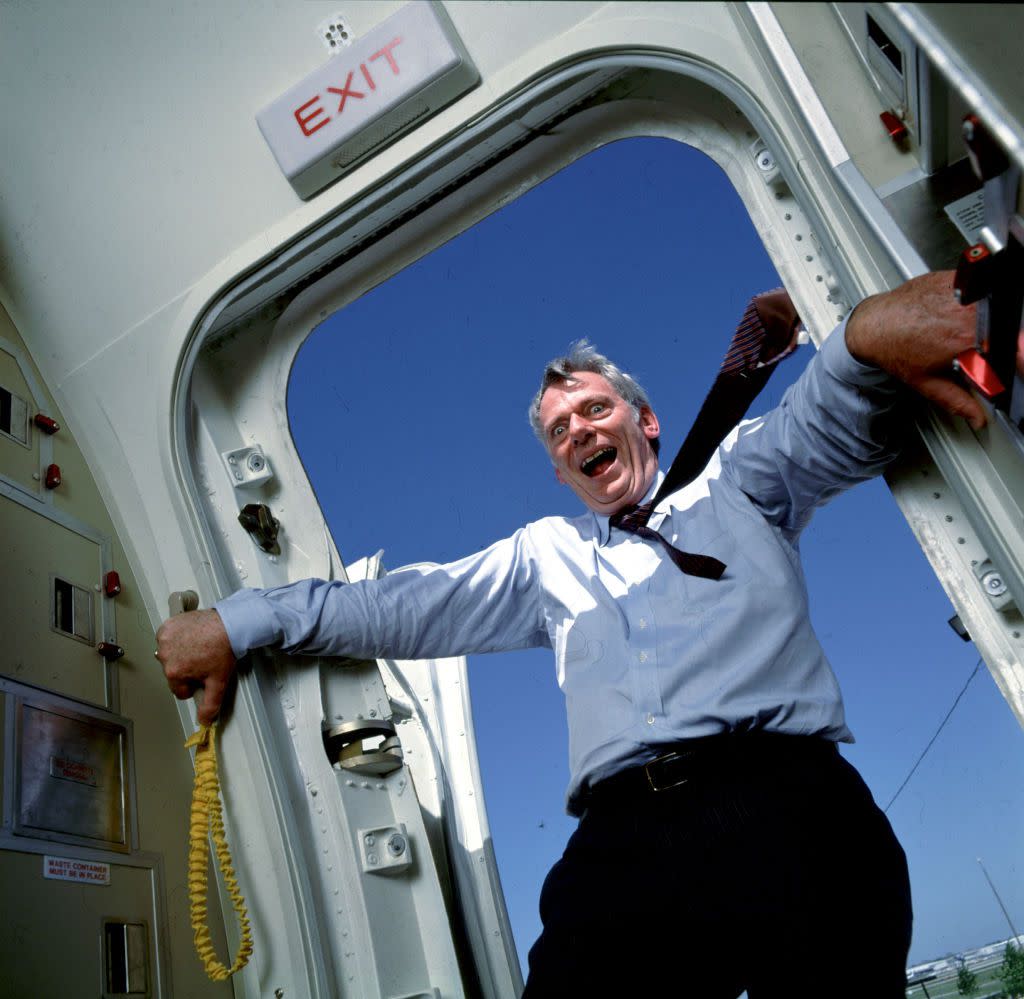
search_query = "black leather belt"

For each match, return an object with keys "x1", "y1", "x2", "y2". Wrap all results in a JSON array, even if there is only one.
[{"x1": 578, "y1": 733, "x2": 838, "y2": 811}]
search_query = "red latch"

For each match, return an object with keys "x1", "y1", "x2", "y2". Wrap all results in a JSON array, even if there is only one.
[
  {"x1": 954, "y1": 243, "x2": 995, "y2": 306},
  {"x1": 44, "y1": 463, "x2": 62, "y2": 489},
  {"x1": 33, "y1": 414, "x2": 60, "y2": 435},
  {"x1": 880, "y1": 110, "x2": 908, "y2": 144},
  {"x1": 955, "y1": 348, "x2": 1007, "y2": 399},
  {"x1": 97, "y1": 642, "x2": 125, "y2": 661},
  {"x1": 104, "y1": 571, "x2": 122, "y2": 598}
]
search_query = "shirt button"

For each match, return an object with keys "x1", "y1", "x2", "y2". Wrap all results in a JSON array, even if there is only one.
[
  {"x1": 638, "y1": 618, "x2": 647, "y2": 629},
  {"x1": 638, "y1": 651, "x2": 648, "y2": 663},
  {"x1": 646, "y1": 713, "x2": 655, "y2": 725}
]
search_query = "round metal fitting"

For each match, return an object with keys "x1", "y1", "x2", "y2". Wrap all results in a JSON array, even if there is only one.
[
  {"x1": 386, "y1": 833, "x2": 407, "y2": 858},
  {"x1": 982, "y1": 571, "x2": 1007, "y2": 597}
]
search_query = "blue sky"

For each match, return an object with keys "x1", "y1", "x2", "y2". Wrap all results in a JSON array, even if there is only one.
[{"x1": 289, "y1": 137, "x2": 1024, "y2": 970}]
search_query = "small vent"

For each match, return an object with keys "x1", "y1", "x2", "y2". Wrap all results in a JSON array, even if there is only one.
[
  {"x1": 867, "y1": 13, "x2": 903, "y2": 76},
  {"x1": 52, "y1": 577, "x2": 95, "y2": 644},
  {"x1": 0, "y1": 383, "x2": 30, "y2": 445},
  {"x1": 330, "y1": 101, "x2": 431, "y2": 174}
]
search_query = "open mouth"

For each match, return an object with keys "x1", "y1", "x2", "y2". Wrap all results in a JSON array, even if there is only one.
[{"x1": 581, "y1": 446, "x2": 617, "y2": 477}]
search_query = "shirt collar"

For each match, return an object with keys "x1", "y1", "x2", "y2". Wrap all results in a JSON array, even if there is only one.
[{"x1": 593, "y1": 469, "x2": 665, "y2": 546}]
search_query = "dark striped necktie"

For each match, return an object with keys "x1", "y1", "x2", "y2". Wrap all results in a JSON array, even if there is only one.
[{"x1": 609, "y1": 288, "x2": 803, "y2": 582}]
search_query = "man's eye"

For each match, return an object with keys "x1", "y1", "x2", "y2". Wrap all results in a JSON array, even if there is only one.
[
  {"x1": 551, "y1": 426, "x2": 565, "y2": 438},
  {"x1": 589, "y1": 403, "x2": 605, "y2": 415}
]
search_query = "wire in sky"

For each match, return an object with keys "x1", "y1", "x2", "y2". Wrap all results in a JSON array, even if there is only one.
[{"x1": 883, "y1": 658, "x2": 984, "y2": 814}]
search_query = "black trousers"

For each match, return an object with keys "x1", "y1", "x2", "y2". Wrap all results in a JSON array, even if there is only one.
[{"x1": 522, "y1": 741, "x2": 911, "y2": 998}]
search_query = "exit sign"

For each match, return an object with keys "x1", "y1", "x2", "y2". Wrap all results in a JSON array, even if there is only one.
[{"x1": 257, "y1": 2, "x2": 478, "y2": 198}]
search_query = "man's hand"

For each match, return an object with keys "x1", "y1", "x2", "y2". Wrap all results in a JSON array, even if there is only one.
[
  {"x1": 155, "y1": 609, "x2": 237, "y2": 726},
  {"x1": 845, "y1": 270, "x2": 988, "y2": 429}
]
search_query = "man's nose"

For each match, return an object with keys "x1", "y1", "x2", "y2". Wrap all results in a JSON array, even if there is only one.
[{"x1": 569, "y1": 414, "x2": 593, "y2": 445}]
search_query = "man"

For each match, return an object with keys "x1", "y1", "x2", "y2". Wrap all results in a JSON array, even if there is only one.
[{"x1": 158, "y1": 272, "x2": 990, "y2": 997}]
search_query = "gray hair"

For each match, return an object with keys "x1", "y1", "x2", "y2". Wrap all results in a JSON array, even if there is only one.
[{"x1": 528, "y1": 340, "x2": 660, "y2": 456}]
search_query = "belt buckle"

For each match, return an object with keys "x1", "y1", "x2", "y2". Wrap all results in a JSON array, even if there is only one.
[{"x1": 644, "y1": 750, "x2": 692, "y2": 792}]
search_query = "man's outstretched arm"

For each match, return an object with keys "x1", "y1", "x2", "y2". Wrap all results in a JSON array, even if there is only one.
[
  {"x1": 720, "y1": 269, "x2": 1019, "y2": 533},
  {"x1": 156, "y1": 528, "x2": 549, "y2": 725}
]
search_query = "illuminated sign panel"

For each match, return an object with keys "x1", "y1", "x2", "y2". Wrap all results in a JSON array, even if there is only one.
[{"x1": 256, "y1": 2, "x2": 478, "y2": 198}]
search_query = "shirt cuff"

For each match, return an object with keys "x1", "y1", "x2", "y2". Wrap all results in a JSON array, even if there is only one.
[
  {"x1": 214, "y1": 589, "x2": 281, "y2": 660},
  {"x1": 823, "y1": 316, "x2": 898, "y2": 390}
]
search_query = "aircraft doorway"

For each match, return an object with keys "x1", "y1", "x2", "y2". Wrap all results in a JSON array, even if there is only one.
[{"x1": 287, "y1": 136, "x2": 1024, "y2": 971}]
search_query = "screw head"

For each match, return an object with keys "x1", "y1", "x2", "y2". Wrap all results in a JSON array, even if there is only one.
[
  {"x1": 982, "y1": 571, "x2": 1007, "y2": 596},
  {"x1": 386, "y1": 833, "x2": 407, "y2": 857}
]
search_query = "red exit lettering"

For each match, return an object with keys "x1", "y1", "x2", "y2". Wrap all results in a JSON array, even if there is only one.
[
  {"x1": 292, "y1": 36, "x2": 405, "y2": 139},
  {"x1": 294, "y1": 96, "x2": 330, "y2": 137}
]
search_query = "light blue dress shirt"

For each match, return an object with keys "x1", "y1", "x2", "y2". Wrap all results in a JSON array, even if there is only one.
[{"x1": 216, "y1": 324, "x2": 902, "y2": 811}]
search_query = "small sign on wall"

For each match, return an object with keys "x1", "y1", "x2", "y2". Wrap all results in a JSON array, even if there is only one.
[{"x1": 43, "y1": 855, "x2": 111, "y2": 885}]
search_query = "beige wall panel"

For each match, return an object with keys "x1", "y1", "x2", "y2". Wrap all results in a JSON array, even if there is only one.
[
  {"x1": 49, "y1": 389, "x2": 117, "y2": 525},
  {"x1": 0, "y1": 304, "x2": 231, "y2": 997},
  {"x1": 0, "y1": 849, "x2": 156, "y2": 996},
  {"x1": 0, "y1": 498, "x2": 107, "y2": 705}
]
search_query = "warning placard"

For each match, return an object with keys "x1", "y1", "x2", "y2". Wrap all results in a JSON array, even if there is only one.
[
  {"x1": 943, "y1": 189, "x2": 986, "y2": 245},
  {"x1": 43, "y1": 855, "x2": 111, "y2": 885}
]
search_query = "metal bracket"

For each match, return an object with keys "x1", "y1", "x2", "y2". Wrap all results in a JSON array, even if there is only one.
[
  {"x1": 358, "y1": 824, "x2": 412, "y2": 877},
  {"x1": 974, "y1": 558, "x2": 1017, "y2": 613},
  {"x1": 222, "y1": 444, "x2": 274, "y2": 489},
  {"x1": 751, "y1": 139, "x2": 786, "y2": 193}
]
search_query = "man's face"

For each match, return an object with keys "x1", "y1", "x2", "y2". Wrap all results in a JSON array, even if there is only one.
[{"x1": 538, "y1": 371, "x2": 660, "y2": 516}]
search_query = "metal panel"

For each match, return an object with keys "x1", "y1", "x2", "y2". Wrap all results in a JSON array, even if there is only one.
[{"x1": 10, "y1": 688, "x2": 133, "y2": 853}]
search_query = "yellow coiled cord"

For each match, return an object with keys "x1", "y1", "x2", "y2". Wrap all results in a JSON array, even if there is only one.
[{"x1": 185, "y1": 724, "x2": 254, "y2": 981}]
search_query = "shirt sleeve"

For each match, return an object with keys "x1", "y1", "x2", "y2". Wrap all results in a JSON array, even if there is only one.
[
  {"x1": 214, "y1": 526, "x2": 551, "y2": 662},
  {"x1": 720, "y1": 319, "x2": 905, "y2": 536}
]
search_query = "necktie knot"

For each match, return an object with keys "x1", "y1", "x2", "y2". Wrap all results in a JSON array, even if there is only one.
[
  {"x1": 609, "y1": 501, "x2": 725, "y2": 581},
  {"x1": 609, "y1": 501, "x2": 654, "y2": 534}
]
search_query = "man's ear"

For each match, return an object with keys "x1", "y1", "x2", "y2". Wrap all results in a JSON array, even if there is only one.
[
  {"x1": 555, "y1": 467, "x2": 566, "y2": 485},
  {"x1": 639, "y1": 406, "x2": 660, "y2": 439}
]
